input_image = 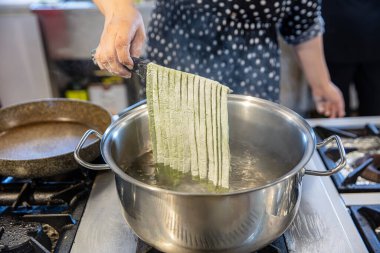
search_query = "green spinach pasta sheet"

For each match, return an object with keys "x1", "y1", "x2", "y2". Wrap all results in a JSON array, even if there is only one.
[{"x1": 146, "y1": 63, "x2": 231, "y2": 188}]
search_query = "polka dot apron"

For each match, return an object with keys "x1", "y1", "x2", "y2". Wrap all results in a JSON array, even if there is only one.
[{"x1": 146, "y1": 0, "x2": 324, "y2": 102}]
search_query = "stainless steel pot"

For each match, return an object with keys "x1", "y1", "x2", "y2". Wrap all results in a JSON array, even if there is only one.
[{"x1": 74, "y1": 95, "x2": 346, "y2": 253}]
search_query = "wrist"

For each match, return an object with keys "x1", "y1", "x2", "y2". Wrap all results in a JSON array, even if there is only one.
[{"x1": 309, "y1": 78, "x2": 332, "y2": 94}]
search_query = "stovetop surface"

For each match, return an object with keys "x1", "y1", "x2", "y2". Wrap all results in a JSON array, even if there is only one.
[
  {"x1": 349, "y1": 205, "x2": 380, "y2": 253},
  {"x1": 314, "y1": 124, "x2": 380, "y2": 193},
  {"x1": 3, "y1": 117, "x2": 379, "y2": 253},
  {"x1": 0, "y1": 169, "x2": 95, "y2": 253}
]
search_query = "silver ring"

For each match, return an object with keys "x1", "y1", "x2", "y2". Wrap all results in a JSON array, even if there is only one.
[{"x1": 314, "y1": 97, "x2": 326, "y2": 103}]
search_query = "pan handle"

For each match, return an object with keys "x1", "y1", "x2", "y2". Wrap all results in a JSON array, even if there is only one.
[
  {"x1": 305, "y1": 135, "x2": 346, "y2": 176},
  {"x1": 74, "y1": 130, "x2": 110, "y2": 170}
]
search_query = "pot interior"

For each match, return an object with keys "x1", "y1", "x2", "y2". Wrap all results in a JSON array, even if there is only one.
[{"x1": 104, "y1": 95, "x2": 315, "y2": 193}]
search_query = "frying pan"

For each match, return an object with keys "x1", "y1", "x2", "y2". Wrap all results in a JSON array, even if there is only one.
[{"x1": 0, "y1": 99, "x2": 111, "y2": 178}]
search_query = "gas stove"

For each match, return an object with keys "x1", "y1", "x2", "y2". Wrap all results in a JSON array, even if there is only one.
[
  {"x1": 2, "y1": 117, "x2": 379, "y2": 253},
  {"x1": 310, "y1": 117, "x2": 380, "y2": 253},
  {"x1": 70, "y1": 117, "x2": 380, "y2": 253},
  {"x1": 0, "y1": 169, "x2": 95, "y2": 253}
]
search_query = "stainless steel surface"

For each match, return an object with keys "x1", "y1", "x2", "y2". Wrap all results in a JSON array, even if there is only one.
[
  {"x1": 0, "y1": 10, "x2": 53, "y2": 106},
  {"x1": 341, "y1": 193, "x2": 380, "y2": 206},
  {"x1": 72, "y1": 155, "x2": 368, "y2": 253},
  {"x1": 307, "y1": 116, "x2": 380, "y2": 128},
  {"x1": 76, "y1": 95, "x2": 348, "y2": 252},
  {"x1": 305, "y1": 135, "x2": 346, "y2": 176},
  {"x1": 285, "y1": 156, "x2": 367, "y2": 253},
  {"x1": 71, "y1": 171, "x2": 138, "y2": 253}
]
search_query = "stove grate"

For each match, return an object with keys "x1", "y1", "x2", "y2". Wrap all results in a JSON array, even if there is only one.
[
  {"x1": 350, "y1": 205, "x2": 380, "y2": 253},
  {"x1": 315, "y1": 125, "x2": 380, "y2": 193}
]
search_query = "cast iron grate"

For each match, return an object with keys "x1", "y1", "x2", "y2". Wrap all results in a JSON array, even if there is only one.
[
  {"x1": 0, "y1": 168, "x2": 95, "y2": 253},
  {"x1": 350, "y1": 205, "x2": 380, "y2": 253},
  {"x1": 314, "y1": 124, "x2": 380, "y2": 193}
]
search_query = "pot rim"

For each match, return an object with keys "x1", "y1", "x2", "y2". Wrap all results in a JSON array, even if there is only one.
[{"x1": 101, "y1": 95, "x2": 316, "y2": 196}]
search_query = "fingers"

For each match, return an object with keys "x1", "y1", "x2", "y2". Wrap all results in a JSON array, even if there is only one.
[
  {"x1": 115, "y1": 34, "x2": 134, "y2": 70},
  {"x1": 130, "y1": 25, "x2": 146, "y2": 57},
  {"x1": 313, "y1": 83, "x2": 346, "y2": 118},
  {"x1": 94, "y1": 25, "x2": 131, "y2": 77},
  {"x1": 94, "y1": 11, "x2": 146, "y2": 78},
  {"x1": 336, "y1": 96, "x2": 346, "y2": 118},
  {"x1": 103, "y1": 32, "x2": 131, "y2": 77},
  {"x1": 315, "y1": 100, "x2": 345, "y2": 118},
  {"x1": 96, "y1": 44, "x2": 131, "y2": 78}
]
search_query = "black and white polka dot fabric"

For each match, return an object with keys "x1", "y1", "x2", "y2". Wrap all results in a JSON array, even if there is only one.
[{"x1": 146, "y1": 0, "x2": 324, "y2": 102}]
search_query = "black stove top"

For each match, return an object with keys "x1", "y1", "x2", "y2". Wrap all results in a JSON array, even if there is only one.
[
  {"x1": 350, "y1": 205, "x2": 380, "y2": 253},
  {"x1": 0, "y1": 168, "x2": 95, "y2": 253},
  {"x1": 314, "y1": 123, "x2": 380, "y2": 252},
  {"x1": 314, "y1": 124, "x2": 380, "y2": 193}
]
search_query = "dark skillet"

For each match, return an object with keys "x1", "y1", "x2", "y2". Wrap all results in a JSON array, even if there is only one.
[{"x1": 0, "y1": 99, "x2": 112, "y2": 178}]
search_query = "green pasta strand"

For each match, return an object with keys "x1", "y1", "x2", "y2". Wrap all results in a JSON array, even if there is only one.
[
  {"x1": 181, "y1": 72, "x2": 191, "y2": 173},
  {"x1": 221, "y1": 87, "x2": 230, "y2": 188},
  {"x1": 168, "y1": 69, "x2": 177, "y2": 169},
  {"x1": 146, "y1": 64, "x2": 157, "y2": 160},
  {"x1": 146, "y1": 63, "x2": 231, "y2": 188},
  {"x1": 205, "y1": 80, "x2": 215, "y2": 183},
  {"x1": 198, "y1": 78, "x2": 208, "y2": 179},
  {"x1": 161, "y1": 67, "x2": 170, "y2": 166},
  {"x1": 174, "y1": 70, "x2": 182, "y2": 172}
]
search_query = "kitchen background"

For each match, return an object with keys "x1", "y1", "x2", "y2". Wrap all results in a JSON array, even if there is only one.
[
  {"x1": 0, "y1": 0, "x2": 358, "y2": 115},
  {"x1": 0, "y1": 2, "x2": 379, "y2": 253}
]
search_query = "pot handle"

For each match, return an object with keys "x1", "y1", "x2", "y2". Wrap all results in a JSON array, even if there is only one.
[
  {"x1": 305, "y1": 135, "x2": 346, "y2": 176},
  {"x1": 74, "y1": 129, "x2": 110, "y2": 170}
]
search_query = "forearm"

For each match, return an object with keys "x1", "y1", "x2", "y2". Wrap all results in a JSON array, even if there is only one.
[
  {"x1": 93, "y1": 0, "x2": 135, "y2": 16},
  {"x1": 292, "y1": 35, "x2": 345, "y2": 117},
  {"x1": 292, "y1": 35, "x2": 330, "y2": 93}
]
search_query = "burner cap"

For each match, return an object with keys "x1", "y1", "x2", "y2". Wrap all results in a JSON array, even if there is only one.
[{"x1": 0, "y1": 216, "x2": 51, "y2": 252}]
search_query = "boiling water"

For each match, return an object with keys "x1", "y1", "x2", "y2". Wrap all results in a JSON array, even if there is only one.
[{"x1": 123, "y1": 141, "x2": 289, "y2": 193}]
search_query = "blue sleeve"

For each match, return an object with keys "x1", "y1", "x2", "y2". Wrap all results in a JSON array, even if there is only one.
[{"x1": 278, "y1": 0, "x2": 325, "y2": 45}]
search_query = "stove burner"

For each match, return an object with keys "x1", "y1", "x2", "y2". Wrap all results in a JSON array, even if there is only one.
[
  {"x1": 0, "y1": 168, "x2": 97, "y2": 253},
  {"x1": 0, "y1": 170, "x2": 93, "y2": 215},
  {"x1": 0, "y1": 216, "x2": 51, "y2": 253},
  {"x1": 315, "y1": 124, "x2": 380, "y2": 192},
  {"x1": 350, "y1": 205, "x2": 380, "y2": 253},
  {"x1": 342, "y1": 157, "x2": 374, "y2": 185},
  {"x1": 355, "y1": 155, "x2": 380, "y2": 183},
  {"x1": 136, "y1": 235, "x2": 288, "y2": 253}
]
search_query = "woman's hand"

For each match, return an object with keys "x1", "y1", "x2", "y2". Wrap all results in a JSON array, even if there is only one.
[
  {"x1": 94, "y1": 4, "x2": 146, "y2": 78},
  {"x1": 292, "y1": 36, "x2": 346, "y2": 118},
  {"x1": 312, "y1": 82, "x2": 345, "y2": 118}
]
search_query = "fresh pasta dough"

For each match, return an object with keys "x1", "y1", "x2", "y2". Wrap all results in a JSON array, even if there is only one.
[{"x1": 146, "y1": 63, "x2": 230, "y2": 188}]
